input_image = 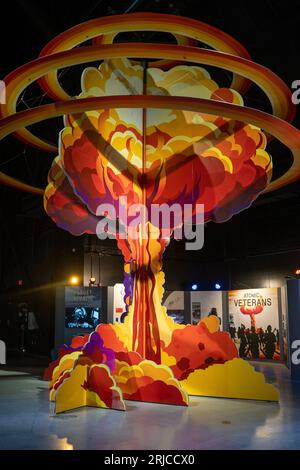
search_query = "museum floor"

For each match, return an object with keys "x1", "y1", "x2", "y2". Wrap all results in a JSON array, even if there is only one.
[{"x1": 0, "y1": 361, "x2": 299, "y2": 450}]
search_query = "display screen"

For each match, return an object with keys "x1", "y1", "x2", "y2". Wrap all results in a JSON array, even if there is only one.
[
  {"x1": 65, "y1": 306, "x2": 101, "y2": 329},
  {"x1": 64, "y1": 286, "x2": 102, "y2": 329},
  {"x1": 168, "y1": 311, "x2": 185, "y2": 324}
]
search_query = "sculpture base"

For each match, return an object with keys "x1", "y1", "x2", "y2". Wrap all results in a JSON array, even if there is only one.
[{"x1": 46, "y1": 315, "x2": 279, "y2": 414}]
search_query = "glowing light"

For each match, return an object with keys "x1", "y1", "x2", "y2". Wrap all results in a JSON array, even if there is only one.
[
  {"x1": 215, "y1": 283, "x2": 221, "y2": 290},
  {"x1": 70, "y1": 276, "x2": 79, "y2": 285},
  {"x1": 191, "y1": 284, "x2": 198, "y2": 291}
]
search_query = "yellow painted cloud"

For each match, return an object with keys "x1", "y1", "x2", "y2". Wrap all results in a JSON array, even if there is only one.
[
  {"x1": 181, "y1": 358, "x2": 279, "y2": 402},
  {"x1": 53, "y1": 363, "x2": 126, "y2": 414},
  {"x1": 50, "y1": 351, "x2": 81, "y2": 389}
]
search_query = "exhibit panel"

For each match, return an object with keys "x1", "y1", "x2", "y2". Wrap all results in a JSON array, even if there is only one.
[
  {"x1": 190, "y1": 291, "x2": 223, "y2": 328},
  {"x1": 65, "y1": 287, "x2": 102, "y2": 329},
  {"x1": 162, "y1": 290, "x2": 185, "y2": 324},
  {"x1": 54, "y1": 286, "x2": 107, "y2": 348},
  {"x1": 228, "y1": 288, "x2": 281, "y2": 361},
  {"x1": 280, "y1": 286, "x2": 289, "y2": 364},
  {"x1": 113, "y1": 283, "x2": 126, "y2": 323}
]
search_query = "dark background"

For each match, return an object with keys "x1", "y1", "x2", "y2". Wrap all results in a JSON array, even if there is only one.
[{"x1": 1, "y1": 0, "x2": 300, "y2": 355}]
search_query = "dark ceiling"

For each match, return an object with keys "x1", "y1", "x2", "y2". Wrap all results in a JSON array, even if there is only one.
[{"x1": 1, "y1": 0, "x2": 300, "y2": 291}]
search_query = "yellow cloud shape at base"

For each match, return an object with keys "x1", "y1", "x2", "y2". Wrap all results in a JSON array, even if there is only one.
[
  {"x1": 181, "y1": 358, "x2": 279, "y2": 402},
  {"x1": 53, "y1": 363, "x2": 126, "y2": 414},
  {"x1": 53, "y1": 363, "x2": 87, "y2": 414},
  {"x1": 50, "y1": 351, "x2": 81, "y2": 389}
]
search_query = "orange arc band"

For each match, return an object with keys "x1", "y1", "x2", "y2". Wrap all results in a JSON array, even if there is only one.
[
  {"x1": 1, "y1": 43, "x2": 294, "y2": 152},
  {"x1": 38, "y1": 12, "x2": 252, "y2": 96},
  {"x1": 0, "y1": 95, "x2": 299, "y2": 195}
]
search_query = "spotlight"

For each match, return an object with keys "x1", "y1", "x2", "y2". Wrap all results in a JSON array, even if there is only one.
[
  {"x1": 89, "y1": 276, "x2": 96, "y2": 286},
  {"x1": 215, "y1": 283, "x2": 221, "y2": 290},
  {"x1": 70, "y1": 275, "x2": 79, "y2": 285},
  {"x1": 296, "y1": 269, "x2": 300, "y2": 279},
  {"x1": 191, "y1": 284, "x2": 198, "y2": 291}
]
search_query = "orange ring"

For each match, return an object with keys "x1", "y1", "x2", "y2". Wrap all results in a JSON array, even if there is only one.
[
  {"x1": 38, "y1": 13, "x2": 252, "y2": 99},
  {"x1": 92, "y1": 31, "x2": 198, "y2": 69},
  {"x1": 0, "y1": 95, "x2": 299, "y2": 195},
  {"x1": 1, "y1": 44, "x2": 294, "y2": 152},
  {"x1": 0, "y1": 13, "x2": 298, "y2": 199}
]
